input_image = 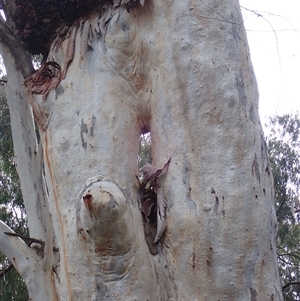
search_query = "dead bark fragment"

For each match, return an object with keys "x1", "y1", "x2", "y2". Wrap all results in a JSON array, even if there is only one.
[
  {"x1": 24, "y1": 62, "x2": 61, "y2": 99},
  {"x1": 140, "y1": 158, "x2": 171, "y2": 183},
  {"x1": 154, "y1": 187, "x2": 167, "y2": 243},
  {"x1": 138, "y1": 158, "x2": 171, "y2": 253}
]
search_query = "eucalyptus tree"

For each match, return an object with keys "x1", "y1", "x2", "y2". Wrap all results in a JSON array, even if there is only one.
[
  {"x1": 0, "y1": 93, "x2": 28, "y2": 300},
  {"x1": 0, "y1": 1, "x2": 283, "y2": 300},
  {"x1": 267, "y1": 114, "x2": 300, "y2": 300}
]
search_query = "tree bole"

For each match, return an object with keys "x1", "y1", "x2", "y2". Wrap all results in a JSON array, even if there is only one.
[{"x1": 1, "y1": 1, "x2": 283, "y2": 300}]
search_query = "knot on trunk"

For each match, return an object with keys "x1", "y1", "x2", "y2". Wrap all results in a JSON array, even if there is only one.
[{"x1": 77, "y1": 179, "x2": 135, "y2": 254}]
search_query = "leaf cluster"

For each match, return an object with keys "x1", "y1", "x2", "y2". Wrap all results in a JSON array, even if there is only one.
[{"x1": 137, "y1": 133, "x2": 151, "y2": 169}]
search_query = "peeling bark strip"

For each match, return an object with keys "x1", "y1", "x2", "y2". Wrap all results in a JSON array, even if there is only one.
[
  {"x1": 140, "y1": 158, "x2": 171, "y2": 183},
  {"x1": 138, "y1": 158, "x2": 171, "y2": 254},
  {"x1": 24, "y1": 24, "x2": 77, "y2": 101},
  {"x1": 24, "y1": 62, "x2": 61, "y2": 99}
]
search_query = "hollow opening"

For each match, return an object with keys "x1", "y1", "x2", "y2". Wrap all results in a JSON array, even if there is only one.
[
  {"x1": 136, "y1": 131, "x2": 158, "y2": 254},
  {"x1": 136, "y1": 132, "x2": 170, "y2": 255},
  {"x1": 137, "y1": 132, "x2": 152, "y2": 169}
]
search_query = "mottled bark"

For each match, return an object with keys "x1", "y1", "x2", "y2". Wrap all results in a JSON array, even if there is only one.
[{"x1": 0, "y1": 1, "x2": 283, "y2": 300}]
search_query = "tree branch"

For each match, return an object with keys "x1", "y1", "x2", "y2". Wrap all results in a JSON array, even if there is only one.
[
  {"x1": 2, "y1": 46, "x2": 55, "y2": 274},
  {"x1": 0, "y1": 262, "x2": 14, "y2": 278},
  {"x1": 0, "y1": 18, "x2": 34, "y2": 78},
  {"x1": 4, "y1": 232, "x2": 59, "y2": 252},
  {"x1": 0, "y1": 231, "x2": 59, "y2": 279},
  {"x1": 277, "y1": 252, "x2": 300, "y2": 260},
  {"x1": 0, "y1": 220, "x2": 39, "y2": 276},
  {"x1": 277, "y1": 255, "x2": 291, "y2": 266},
  {"x1": 282, "y1": 281, "x2": 300, "y2": 291},
  {"x1": 0, "y1": 0, "x2": 16, "y2": 27},
  {"x1": 0, "y1": 221, "x2": 58, "y2": 300}
]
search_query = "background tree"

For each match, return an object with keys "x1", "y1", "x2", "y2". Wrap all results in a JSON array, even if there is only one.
[
  {"x1": 0, "y1": 1, "x2": 283, "y2": 300},
  {"x1": 0, "y1": 93, "x2": 28, "y2": 300},
  {"x1": 137, "y1": 133, "x2": 151, "y2": 169},
  {"x1": 267, "y1": 114, "x2": 300, "y2": 300}
]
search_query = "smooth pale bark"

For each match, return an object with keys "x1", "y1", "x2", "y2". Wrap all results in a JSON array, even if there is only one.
[
  {"x1": 0, "y1": 47, "x2": 56, "y2": 298},
  {"x1": 0, "y1": 221, "x2": 58, "y2": 300},
  {"x1": 0, "y1": 0, "x2": 282, "y2": 300}
]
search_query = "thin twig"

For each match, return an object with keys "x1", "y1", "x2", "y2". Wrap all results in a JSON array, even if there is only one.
[
  {"x1": 200, "y1": 0, "x2": 240, "y2": 25},
  {"x1": 0, "y1": 262, "x2": 14, "y2": 277},
  {"x1": 278, "y1": 252, "x2": 300, "y2": 260},
  {"x1": 240, "y1": 6, "x2": 281, "y2": 69},
  {"x1": 282, "y1": 281, "x2": 300, "y2": 291}
]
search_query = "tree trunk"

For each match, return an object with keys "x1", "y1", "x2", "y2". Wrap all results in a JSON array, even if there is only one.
[{"x1": 1, "y1": 1, "x2": 283, "y2": 300}]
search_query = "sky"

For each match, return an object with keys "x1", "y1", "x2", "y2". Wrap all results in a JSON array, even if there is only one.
[{"x1": 239, "y1": 0, "x2": 300, "y2": 128}]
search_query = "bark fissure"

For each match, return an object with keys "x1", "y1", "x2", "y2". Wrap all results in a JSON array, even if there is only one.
[{"x1": 44, "y1": 131, "x2": 73, "y2": 300}]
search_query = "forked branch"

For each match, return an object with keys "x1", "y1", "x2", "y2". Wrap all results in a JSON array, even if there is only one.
[
  {"x1": 0, "y1": 221, "x2": 58, "y2": 300},
  {"x1": 0, "y1": 220, "x2": 39, "y2": 276},
  {"x1": 282, "y1": 281, "x2": 300, "y2": 291}
]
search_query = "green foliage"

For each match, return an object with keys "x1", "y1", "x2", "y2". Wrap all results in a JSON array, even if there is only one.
[
  {"x1": 0, "y1": 94, "x2": 27, "y2": 232},
  {"x1": 267, "y1": 114, "x2": 300, "y2": 300},
  {"x1": 0, "y1": 94, "x2": 29, "y2": 300},
  {"x1": 0, "y1": 253, "x2": 28, "y2": 301},
  {"x1": 138, "y1": 133, "x2": 151, "y2": 169}
]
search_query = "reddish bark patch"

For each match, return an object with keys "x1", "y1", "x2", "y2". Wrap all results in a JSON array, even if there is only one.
[
  {"x1": 24, "y1": 62, "x2": 61, "y2": 99},
  {"x1": 83, "y1": 193, "x2": 96, "y2": 219}
]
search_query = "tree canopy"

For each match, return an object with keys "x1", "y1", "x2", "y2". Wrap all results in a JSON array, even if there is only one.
[{"x1": 10, "y1": 0, "x2": 144, "y2": 56}]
